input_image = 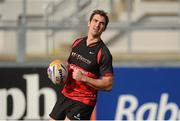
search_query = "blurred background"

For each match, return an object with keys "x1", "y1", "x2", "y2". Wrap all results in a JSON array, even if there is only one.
[
  {"x1": 1, "y1": 0, "x2": 180, "y2": 66},
  {"x1": 0, "y1": 0, "x2": 180, "y2": 120}
]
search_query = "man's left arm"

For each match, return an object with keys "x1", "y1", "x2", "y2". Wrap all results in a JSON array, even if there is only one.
[{"x1": 73, "y1": 68, "x2": 114, "y2": 91}]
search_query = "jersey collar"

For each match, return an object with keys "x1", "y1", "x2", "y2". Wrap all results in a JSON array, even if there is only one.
[{"x1": 84, "y1": 36, "x2": 102, "y2": 47}]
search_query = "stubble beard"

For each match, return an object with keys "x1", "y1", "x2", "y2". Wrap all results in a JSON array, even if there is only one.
[{"x1": 91, "y1": 31, "x2": 101, "y2": 38}]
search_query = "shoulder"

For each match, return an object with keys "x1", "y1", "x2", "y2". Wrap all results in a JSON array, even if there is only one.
[
  {"x1": 100, "y1": 41, "x2": 112, "y2": 57},
  {"x1": 72, "y1": 36, "x2": 87, "y2": 48},
  {"x1": 97, "y1": 41, "x2": 113, "y2": 64}
]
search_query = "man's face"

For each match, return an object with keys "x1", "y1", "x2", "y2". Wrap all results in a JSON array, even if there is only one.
[{"x1": 88, "y1": 14, "x2": 106, "y2": 37}]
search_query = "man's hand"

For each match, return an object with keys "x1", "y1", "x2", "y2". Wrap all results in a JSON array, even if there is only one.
[{"x1": 72, "y1": 68, "x2": 84, "y2": 81}]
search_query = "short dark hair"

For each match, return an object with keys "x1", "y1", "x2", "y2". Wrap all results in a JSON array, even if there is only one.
[{"x1": 89, "y1": 9, "x2": 109, "y2": 30}]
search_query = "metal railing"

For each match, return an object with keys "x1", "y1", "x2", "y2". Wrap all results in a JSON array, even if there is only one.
[{"x1": 1, "y1": 0, "x2": 180, "y2": 67}]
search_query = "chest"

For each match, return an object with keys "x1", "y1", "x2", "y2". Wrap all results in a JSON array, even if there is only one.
[{"x1": 69, "y1": 41, "x2": 101, "y2": 72}]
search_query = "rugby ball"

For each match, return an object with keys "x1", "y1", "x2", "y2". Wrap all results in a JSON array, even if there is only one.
[{"x1": 47, "y1": 59, "x2": 68, "y2": 85}]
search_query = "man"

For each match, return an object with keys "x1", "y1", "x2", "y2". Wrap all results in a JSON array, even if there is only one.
[{"x1": 49, "y1": 9, "x2": 114, "y2": 120}]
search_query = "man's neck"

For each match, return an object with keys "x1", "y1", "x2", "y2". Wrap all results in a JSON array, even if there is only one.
[{"x1": 87, "y1": 36, "x2": 100, "y2": 46}]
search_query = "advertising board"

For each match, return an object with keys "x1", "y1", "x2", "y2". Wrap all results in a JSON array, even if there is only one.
[
  {"x1": 0, "y1": 68, "x2": 61, "y2": 119},
  {"x1": 0, "y1": 67, "x2": 180, "y2": 120},
  {"x1": 97, "y1": 67, "x2": 180, "y2": 120}
]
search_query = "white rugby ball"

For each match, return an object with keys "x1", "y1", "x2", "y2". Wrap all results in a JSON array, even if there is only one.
[{"x1": 47, "y1": 59, "x2": 68, "y2": 85}]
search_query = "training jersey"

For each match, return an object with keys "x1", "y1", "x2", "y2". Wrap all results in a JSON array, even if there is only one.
[{"x1": 62, "y1": 36, "x2": 113, "y2": 106}]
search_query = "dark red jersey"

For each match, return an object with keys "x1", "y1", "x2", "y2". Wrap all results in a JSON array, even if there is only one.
[{"x1": 62, "y1": 36, "x2": 113, "y2": 106}]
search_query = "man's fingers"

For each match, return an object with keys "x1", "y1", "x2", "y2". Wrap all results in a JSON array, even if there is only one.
[{"x1": 72, "y1": 68, "x2": 83, "y2": 81}]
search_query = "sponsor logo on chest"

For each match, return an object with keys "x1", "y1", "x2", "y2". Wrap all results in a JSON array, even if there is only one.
[{"x1": 71, "y1": 52, "x2": 92, "y2": 65}]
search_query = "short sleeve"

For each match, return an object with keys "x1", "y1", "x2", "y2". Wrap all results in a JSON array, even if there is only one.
[{"x1": 99, "y1": 47, "x2": 113, "y2": 77}]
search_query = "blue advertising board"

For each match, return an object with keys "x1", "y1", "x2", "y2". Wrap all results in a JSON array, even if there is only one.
[{"x1": 96, "y1": 67, "x2": 180, "y2": 120}]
